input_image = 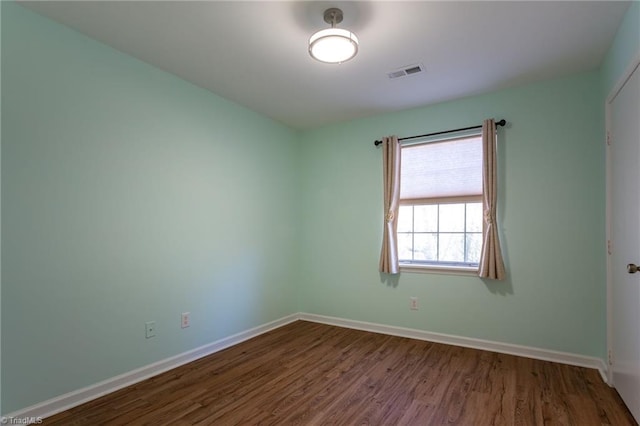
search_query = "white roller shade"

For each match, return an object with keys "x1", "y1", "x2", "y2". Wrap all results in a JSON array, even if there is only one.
[{"x1": 400, "y1": 135, "x2": 482, "y2": 201}]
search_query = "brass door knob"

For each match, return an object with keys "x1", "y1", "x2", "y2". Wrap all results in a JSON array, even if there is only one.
[{"x1": 627, "y1": 263, "x2": 639, "y2": 274}]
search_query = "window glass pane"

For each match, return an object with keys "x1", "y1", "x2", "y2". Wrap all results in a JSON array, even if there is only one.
[
  {"x1": 466, "y1": 202, "x2": 483, "y2": 232},
  {"x1": 439, "y1": 233, "x2": 464, "y2": 262},
  {"x1": 397, "y1": 205, "x2": 413, "y2": 233},
  {"x1": 439, "y1": 204, "x2": 465, "y2": 232},
  {"x1": 414, "y1": 233, "x2": 438, "y2": 261},
  {"x1": 414, "y1": 204, "x2": 438, "y2": 232},
  {"x1": 466, "y1": 233, "x2": 483, "y2": 264},
  {"x1": 398, "y1": 233, "x2": 414, "y2": 261}
]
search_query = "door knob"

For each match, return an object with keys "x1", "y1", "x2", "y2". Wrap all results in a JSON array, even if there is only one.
[{"x1": 627, "y1": 263, "x2": 639, "y2": 274}]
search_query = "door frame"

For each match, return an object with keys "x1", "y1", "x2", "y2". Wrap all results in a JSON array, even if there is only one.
[{"x1": 606, "y1": 52, "x2": 640, "y2": 386}]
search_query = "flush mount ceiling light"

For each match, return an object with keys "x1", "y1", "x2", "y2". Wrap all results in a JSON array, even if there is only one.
[{"x1": 309, "y1": 8, "x2": 359, "y2": 64}]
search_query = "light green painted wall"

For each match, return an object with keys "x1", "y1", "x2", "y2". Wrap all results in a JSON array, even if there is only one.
[
  {"x1": 297, "y1": 71, "x2": 606, "y2": 358},
  {"x1": 1, "y1": 3, "x2": 298, "y2": 413},
  {"x1": 602, "y1": 1, "x2": 640, "y2": 95}
]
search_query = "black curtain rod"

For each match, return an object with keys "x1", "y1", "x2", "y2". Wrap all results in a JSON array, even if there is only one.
[{"x1": 373, "y1": 119, "x2": 506, "y2": 146}]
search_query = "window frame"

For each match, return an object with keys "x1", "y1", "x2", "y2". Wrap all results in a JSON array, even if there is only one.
[{"x1": 397, "y1": 131, "x2": 483, "y2": 274}]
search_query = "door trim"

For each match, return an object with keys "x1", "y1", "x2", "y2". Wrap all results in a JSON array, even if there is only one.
[{"x1": 605, "y1": 52, "x2": 640, "y2": 386}]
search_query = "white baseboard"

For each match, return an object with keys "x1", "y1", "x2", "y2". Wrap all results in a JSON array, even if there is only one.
[
  {"x1": 4, "y1": 313, "x2": 299, "y2": 422},
  {"x1": 298, "y1": 313, "x2": 609, "y2": 384},
  {"x1": 6, "y1": 311, "x2": 609, "y2": 422}
]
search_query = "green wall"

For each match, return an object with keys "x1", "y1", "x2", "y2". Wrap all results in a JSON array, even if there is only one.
[
  {"x1": 2, "y1": 0, "x2": 639, "y2": 417},
  {"x1": 1, "y1": 2, "x2": 298, "y2": 413},
  {"x1": 297, "y1": 71, "x2": 606, "y2": 358}
]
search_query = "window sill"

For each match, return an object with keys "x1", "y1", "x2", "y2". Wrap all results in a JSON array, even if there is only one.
[{"x1": 400, "y1": 263, "x2": 479, "y2": 277}]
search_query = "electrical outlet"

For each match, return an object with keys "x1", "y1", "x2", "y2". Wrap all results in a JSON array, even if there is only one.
[
  {"x1": 181, "y1": 312, "x2": 190, "y2": 329},
  {"x1": 410, "y1": 297, "x2": 419, "y2": 310},
  {"x1": 145, "y1": 321, "x2": 156, "y2": 338}
]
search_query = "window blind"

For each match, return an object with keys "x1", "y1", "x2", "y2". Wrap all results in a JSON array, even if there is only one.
[{"x1": 400, "y1": 135, "x2": 482, "y2": 201}]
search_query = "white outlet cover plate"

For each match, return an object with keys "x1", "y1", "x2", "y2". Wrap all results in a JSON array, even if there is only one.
[{"x1": 181, "y1": 312, "x2": 190, "y2": 328}]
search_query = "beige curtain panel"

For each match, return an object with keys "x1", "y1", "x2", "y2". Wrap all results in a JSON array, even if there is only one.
[
  {"x1": 379, "y1": 136, "x2": 401, "y2": 274},
  {"x1": 479, "y1": 119, "x2": 506, "y2": 280}
]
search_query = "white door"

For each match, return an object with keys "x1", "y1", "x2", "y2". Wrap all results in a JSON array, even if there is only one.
[{"x1": 610, "y1": 60, "x2": 640, "y2": 423}]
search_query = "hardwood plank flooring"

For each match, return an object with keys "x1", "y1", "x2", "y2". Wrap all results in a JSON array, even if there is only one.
[{"x1": 43, "y1": 321, "x2": 636, "y2": 425}]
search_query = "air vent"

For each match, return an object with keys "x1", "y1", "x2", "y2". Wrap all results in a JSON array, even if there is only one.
[{"x1": 387, "y1": 63, "x2": 425, "y2": 79}]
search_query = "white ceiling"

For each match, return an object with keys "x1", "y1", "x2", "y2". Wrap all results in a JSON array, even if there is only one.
[{"x1": 20, "y1": 1, "x2": 630, "y2": 130}]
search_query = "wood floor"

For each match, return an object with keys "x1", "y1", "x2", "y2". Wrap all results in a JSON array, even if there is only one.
[{"x1": 43, "y1": 320, "x2": 636, "y2": 425}]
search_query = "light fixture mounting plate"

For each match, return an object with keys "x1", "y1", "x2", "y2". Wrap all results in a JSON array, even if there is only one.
[{"x1": 323, "y1": 8, "x2": 344, "y2": 26}]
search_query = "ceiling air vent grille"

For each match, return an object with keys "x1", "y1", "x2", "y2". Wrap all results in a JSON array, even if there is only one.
[{"x1": 387, "y1": 63, "x2": 425, "y2": 79}]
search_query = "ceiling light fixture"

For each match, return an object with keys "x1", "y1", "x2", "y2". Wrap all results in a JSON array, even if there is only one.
[{"x1": 309, "y1": 8, "x2": 359, "y2": 64}]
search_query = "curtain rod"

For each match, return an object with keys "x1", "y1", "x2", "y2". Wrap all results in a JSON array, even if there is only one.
[{"x1": 373, "y1": 119, "x2": 506, "y2": 146}]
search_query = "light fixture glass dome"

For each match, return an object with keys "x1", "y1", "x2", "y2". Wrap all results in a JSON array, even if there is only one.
[
  {"x1": 309, "y1": 28, "x2": 359, "y2": 64},
  {"x1": 309, "y1": 8, "x2": 359, "y2": 64}
]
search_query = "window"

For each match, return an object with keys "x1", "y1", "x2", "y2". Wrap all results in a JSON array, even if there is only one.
[{"x1": 397, "y1": 133, "x2": 483, "y2": 270}]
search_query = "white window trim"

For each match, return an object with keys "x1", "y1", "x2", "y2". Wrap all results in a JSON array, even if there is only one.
[
  {"x1": 398, "y1": 131, "x2": 483, "y2": 275},
  {"x1": 400, "y1": 263, "x2": 479, "y2": 276}
]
